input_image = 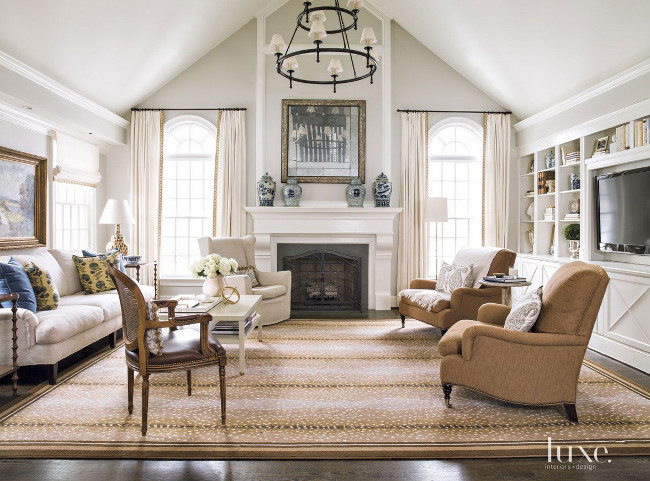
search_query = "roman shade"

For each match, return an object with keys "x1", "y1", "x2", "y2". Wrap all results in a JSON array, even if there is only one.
[{"x1": 52, "y1": 132, "x2": 102, "y2": 186}]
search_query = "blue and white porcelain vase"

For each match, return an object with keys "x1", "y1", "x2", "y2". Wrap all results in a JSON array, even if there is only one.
[
  {"x1": 257, "y1": 172, "x2": 276, "y2": 206},
  {"x1": 282, "y1": 178, "x2": 302, "y2": 207},
  {"x1": 372, "y1": 172, "x2": 392, "y2": 207},
  {"x1": 346, "y1": 177, "x2": 366, "y2": 207}
]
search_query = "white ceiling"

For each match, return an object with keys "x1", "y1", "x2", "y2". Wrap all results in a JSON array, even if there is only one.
[{"x1": 0, "y1": 0, "x2": 649, "y2": 120}]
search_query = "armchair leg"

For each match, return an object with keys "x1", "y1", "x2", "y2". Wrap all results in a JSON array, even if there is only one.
[
  {"x1": 141, "y1": 374, "x2": 150, "y2": 436},
  {"x1": 564, "y1": 403, "x2": 578, "y2": 422},
  {"x1": 187, "y1": 370, "x2": 192, "y2": 396},
  {"x1": 400, "y1": 315, "x2": 405, "y2": 328},
  {"x1": 219, "y1": 362, "x2": 227, "y2": 425},
  {"x1": 127, "y1": 367, "x2": 134, "y2": 414},
  {"x1": 442, "y1": 384, "x2": 452, "y2": 408}
]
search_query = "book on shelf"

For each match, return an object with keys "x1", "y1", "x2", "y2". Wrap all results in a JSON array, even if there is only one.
[
  {"x1": 171, "y1": 295, "x2": 222, "y2": 313},
  {"x1": 537, "y1": 171, "x2": 555, "y2": 194},
  {"x1": 211, "y1": 311, "x2": 259, "y2": 335},
  {"x1": 564, "y1": 214, "x2": 580, "y2": 220},
  {"x1": 483, "y1": 276, "x2": 528, "y2": 283}
]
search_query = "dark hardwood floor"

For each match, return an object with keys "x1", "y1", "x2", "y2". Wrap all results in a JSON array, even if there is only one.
[{"x1": 1, "y1": 309, "x2": 648, "y2": 480}]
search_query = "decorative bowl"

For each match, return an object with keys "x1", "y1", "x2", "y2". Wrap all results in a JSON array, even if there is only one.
[
  {"x1": 123, "y1": 255, "x2": 142, "y2": 263},
  {"x1": 493, "y1": 273, "x2": 505, "y2": 278}
]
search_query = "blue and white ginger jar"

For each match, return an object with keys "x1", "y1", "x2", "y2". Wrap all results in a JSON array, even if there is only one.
[
  {"x1": 346, "y1": 177, "x2": 366, "y2": 207},
  {"x1": 372, "y1": 172, "x2": 392, "y2": 207},
  {"x1": 282, "y1": 178, "x2": 302, "y2": 207},
  {"x1": 257, "y1": 172, "x2": 276, "y2": 207}
]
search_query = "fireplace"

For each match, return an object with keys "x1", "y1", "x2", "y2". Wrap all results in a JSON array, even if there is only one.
[{"x1": 284, "y1": 249, "x2": 362, "y2": 311}]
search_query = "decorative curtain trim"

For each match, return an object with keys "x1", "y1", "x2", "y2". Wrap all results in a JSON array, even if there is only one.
[
  {"x1": 213, "y1": 110, "x2": 223, "y2": 237},
  {"x1": 156, "y1": 111, "x2": 164, "y2": 295},
  {"x1": 482, "y1": 114, "x2": 487, "y2": 245}
]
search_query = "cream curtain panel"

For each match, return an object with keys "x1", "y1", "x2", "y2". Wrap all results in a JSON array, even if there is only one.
[
  {"x1": 483, "y1": 113, "x2": 511, "y2": 248},
  {"x1": 130, "y1": 110, "x2": 162, "y2": 285},
  {"x1": 215, "y1": 110, "x2": 246, "y2": 237},
  {"x1": 397, "y1": 112, "x2": 428, "y2": 292}
]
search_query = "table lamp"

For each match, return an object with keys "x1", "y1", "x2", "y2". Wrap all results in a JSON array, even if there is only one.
[
  {"x1": 424, "y1": 197, "x2": 448, "y2": 276},
  {"x1": 99, "y1": 199, "x2": 135, "y2": 256}
]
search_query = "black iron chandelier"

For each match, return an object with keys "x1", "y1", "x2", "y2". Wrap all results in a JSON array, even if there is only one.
[{"x1": 269, "y1": 0, "x2": 378, "y2": 93}]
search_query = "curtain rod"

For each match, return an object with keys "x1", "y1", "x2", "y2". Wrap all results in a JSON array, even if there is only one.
[
  {"x1": 397, "y1": 109, "x2": 512, "y2": 114},
  {"x1": 130, "y1": 107, "x2": 247, "y2": 112}
]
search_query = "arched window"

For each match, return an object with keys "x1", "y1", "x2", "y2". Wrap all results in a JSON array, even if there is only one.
[
  {"x1": 161, "y1": 116, "x2": 217, "y2": 277},
  {"x1": 427, "y1": 119, "x2": 483, "y2": 277}
]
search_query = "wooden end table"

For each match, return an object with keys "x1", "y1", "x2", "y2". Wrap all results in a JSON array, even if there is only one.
[
  {"x1": 479, "y1": 279, "x2": 532, "y2": 306},
  {"x1": 0, "y1": 293, "x2": 19, "y2": 396},
  {"x1": 124, "y1": 260, "x2": 158, "y2": 298}
]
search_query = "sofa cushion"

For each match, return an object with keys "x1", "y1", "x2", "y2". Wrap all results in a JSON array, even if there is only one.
[
  {"x1": 35, "y1": 305, "x2": 104, "y2": 345},
  {"x1": 24, "y1": 262, "x2": 60, "y2": 311},
  {"x1": 504, "y1": 287, "x2": 542, "y2": 332},
  {"x1": 236, "y1": 265, "x2": 260, "y2": 288},
  {"x1": 49, "y1": 249, "x2": 84, "y2": 296},
  {"x1": 0, "y1": 258, "x2": 37, "y2": 312},
  {"x1": 438, "y1": 319, "x2": 481, "y2": 356},
  {"x1": 82, "y1": 249, "x2": 126, "y2": 273},
  {"x1": 399, "y1": 289, "x2": 451, "y2": 313},
  {"x1": 73, "y1": 252, "x2": 121, "y2": 294},
  {"x1": 58, "y1": 284, "x2": 155, "y2": 320},
  {"x1": 252, "y1": 284, "x2": 287, "y2": 300},
  {"x1": 13, "y1": 251, "x2": 67, "y2": 298}
]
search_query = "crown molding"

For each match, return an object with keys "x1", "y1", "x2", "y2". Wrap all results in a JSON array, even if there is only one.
[
  {"x1": 0, "y1": 50, "x2": 129, "y2": 129},
  {"x1": 0, "y1": 102, "x2": 52, "y2": 135},
  {"x1": 513, "y1": 58, "x2": 650, "y2": 132}
]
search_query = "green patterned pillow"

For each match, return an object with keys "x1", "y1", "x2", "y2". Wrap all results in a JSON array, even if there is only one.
[
  {"x1": 24, "y1": 262, "x2": 60, "y2": 311},
  {"x1": 72, "y1": 252, "x2": 121, "y2": 294}
]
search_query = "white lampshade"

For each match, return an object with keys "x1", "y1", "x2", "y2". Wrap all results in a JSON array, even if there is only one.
[
  {"x1": 328, "y1": 58, "x2": 343, "y2": 74},
  {"x1": 347, "y1": 0, "x2": 365, "y2": 10},
  {"x1": 285, "y1": 57, "x2": 299, "y2": 71},
  {"x1": 269, "y1": 33, "x2": 286, "y2": 53},
  {"x1": 309, "y1": 10, "x2": 327, "y2": 23},
  {"x1": 99, "y1": 199, "x2": 135, "y2": 225},
  {"x1": 424, "y1": 197, "x2": 448, "y2": 223},
  {"x1": 360, "y1": 26, "x2": 377, "y2": 46},
  {"x1": 308, "y1": 20, "x2": 327, "y2": 40}
]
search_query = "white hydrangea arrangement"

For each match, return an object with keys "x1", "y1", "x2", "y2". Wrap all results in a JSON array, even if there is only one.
[{"x1": 191, "y1": 254, "x2": 238, "y2": 279}]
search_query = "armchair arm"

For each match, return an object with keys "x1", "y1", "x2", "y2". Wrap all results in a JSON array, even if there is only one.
[
  {"x1": 151, "y1": 299, "x2": 178, "y2": 309},
  {"x1": 448, "y1": 286, "x2": 502, "y2": 321},
  {"x1": 477, "y1": 303, "x2": 511, "y2": 325},
  {"x1": 461, "y1": 324, "x2": 585, "y2": 361},
  {"x1": 410, "y1": 278, "x2": 437, "y2": 290},
  {"x1": 144, "y1": 312, "x2": 212, "y2": 329},
  {"x1": 257, "y1": 270, "x2": 291, "y2": 289},
  {"x1": 225, "y1": 274, "x2": 252, "y2": 295}
]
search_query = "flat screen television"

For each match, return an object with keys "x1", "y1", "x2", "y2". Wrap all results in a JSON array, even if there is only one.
[{"x1": 596, "y1": 166, "x2": 650, "y2": 255}]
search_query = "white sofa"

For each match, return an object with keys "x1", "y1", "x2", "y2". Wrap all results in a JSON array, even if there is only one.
[{"x1": 0, "y1": 249, "x2": 154, "y2": 384}]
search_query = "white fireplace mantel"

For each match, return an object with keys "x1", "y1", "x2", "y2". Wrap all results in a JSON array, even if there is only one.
[{"x1": 245, "y1": 203, "x2": 402, "y2": 310}]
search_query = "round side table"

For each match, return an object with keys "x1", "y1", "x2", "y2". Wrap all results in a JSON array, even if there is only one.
[{"x1": 479, "y1": 279, "x2": 532, "y2": 306}]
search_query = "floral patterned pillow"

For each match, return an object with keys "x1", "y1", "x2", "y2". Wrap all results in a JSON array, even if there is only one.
[
  {"x1": 435, "y1": 262, "x2": 452, "y2": 292},
  {"x1": 236, "y1": 265, "x2": 260, "y2": 288},
  {"x1": 24, "y1": 262, "x2": 60, "y2": 311},
  {"x1": 144, "y1": 300, "x2": 164, "y2": 356},
  {"x1": 72, "y1": 252, "x2": 122, "y2": 294},
  {"x1": 436, "y1": 263, "x2": 473, "y2": 293},
  {"x1": 504, "y1": 287, "x2": 543, "y2": 332}
]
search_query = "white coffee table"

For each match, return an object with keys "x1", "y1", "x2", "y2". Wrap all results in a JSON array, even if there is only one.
[{"x1": 205, "y1": 295, "x2": 262, "y2": 375}]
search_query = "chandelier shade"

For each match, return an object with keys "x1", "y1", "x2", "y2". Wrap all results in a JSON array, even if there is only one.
[{"x1": 269, "y1": 0, "x2": 378, "y2": 93}]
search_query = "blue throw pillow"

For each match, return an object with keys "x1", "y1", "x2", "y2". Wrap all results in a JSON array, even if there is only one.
[
  {"x1": 82, "y1": 249, "x2": 126, "y2": 273},
  {"x1": 0, "y1": 258, "x2": 37, "y2": 312}
]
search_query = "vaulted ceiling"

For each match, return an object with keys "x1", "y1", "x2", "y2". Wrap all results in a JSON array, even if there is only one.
[{"x1": 0, "y1": 0, "x2": 649, "y2": 120}]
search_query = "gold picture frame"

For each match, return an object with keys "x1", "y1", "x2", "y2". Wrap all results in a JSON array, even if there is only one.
[
  {"x1": 594, "y1": 136, "x2": 609, "y2": 154},
  {"x1": 0, "y1": 146, "x2": 47, "y2": 250},
  {"x1": 281, "y1": 99, "x2": 366, "y2": 183}
]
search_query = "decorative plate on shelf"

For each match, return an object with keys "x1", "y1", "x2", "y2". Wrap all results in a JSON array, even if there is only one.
[{"x1": 526, "y1": 201, "x2": 534, "y2": 220}]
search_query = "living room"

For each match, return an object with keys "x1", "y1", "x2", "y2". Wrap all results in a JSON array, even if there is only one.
[{"x1": 0, "y1": 1, "x2": 648, "y2": 479}]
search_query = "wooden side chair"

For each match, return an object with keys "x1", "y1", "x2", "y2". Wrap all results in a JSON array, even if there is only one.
[{"x1": 108, "y1": 265, "x2": 227, "y2": 436}]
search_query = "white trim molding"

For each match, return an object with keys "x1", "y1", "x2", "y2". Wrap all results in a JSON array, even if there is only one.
[
  {"x1": 0, "y1": 50, "x2": 129, "y2": 129},
  {"x1": 513, "y1": 58, "x2": 650, "y2": 132},
  {"x1": 0, "y1": 102, "x2": 52, "y2": 135}
]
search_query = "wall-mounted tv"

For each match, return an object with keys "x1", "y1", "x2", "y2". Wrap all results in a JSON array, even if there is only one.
[{"x1": 596, "y1": 166, "x2": 650, "y2": 255}]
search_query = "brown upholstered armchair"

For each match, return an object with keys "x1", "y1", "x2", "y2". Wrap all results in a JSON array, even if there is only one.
[
  {"x1": 108, "y1": 265, "x2": 227, "y2": 436},
  {"x1": 399, "y1": 247, "x2": 516, "y2": 333},
  {"x1": 438, "y1": 261, "x2": 609, "y2": 422}
]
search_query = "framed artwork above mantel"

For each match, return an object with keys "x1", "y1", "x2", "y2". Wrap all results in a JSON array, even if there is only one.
[
  {"x1": 0, "y1": 146, "x2": 47, "y2": 250},
  {"x1": 281, "y1": 99, "x2": 366, "y2": 184}
]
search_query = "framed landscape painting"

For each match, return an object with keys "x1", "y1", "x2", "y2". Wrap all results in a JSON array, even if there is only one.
[
  {"x1": 281, "y1": 99, "x2": 366, "y2": 183},
  {"x1": 0, "y1": 147, "x2": 47, "y2": 250}
]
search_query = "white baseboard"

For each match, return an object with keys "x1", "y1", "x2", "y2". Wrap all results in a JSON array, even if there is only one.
[{"x1": 588, "y1": 333, "x2": 650, "y2": 374}]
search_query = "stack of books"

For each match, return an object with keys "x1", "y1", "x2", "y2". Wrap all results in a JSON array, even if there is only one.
[
  {"x1": 537, "y1": 171, "x2": 555, "y2": 194},
  {"x1": 212, "y1": 311, "x2": 259, "y2": 336},
  {"x1": 564, "y1": 151, "x2": 581, "y2": 164},
  {"x1": 483, "y1": 276, "x2": 527, "y2": 283},
  {"x1": 615, "y1": 118, "x2": 650, "y2": 152},
  {"x1": 172, "y1": 295, "x2": 221, "y2": 313},
  {"x1": 544, "y1": 206, "x2": 555, "y2": 221},
  {"x1": 564, "y1": 213, "x2": 580, "y2": 221}
]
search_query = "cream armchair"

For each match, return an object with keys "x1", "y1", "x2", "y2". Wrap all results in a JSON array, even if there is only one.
[{"x1": 198, "y1": 235, "x2": 291, "y2": 325}]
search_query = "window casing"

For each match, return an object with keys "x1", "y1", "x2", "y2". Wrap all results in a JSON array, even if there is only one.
[
  {"x1": 53, "y1": 182, "x2": 95, "y2": 251},
  {"x1": 161, "y1": 117, "x2": 217, "y2": 277},
  {"x1": 427, "y1": 121, "x2": 483, "y2": 277}
]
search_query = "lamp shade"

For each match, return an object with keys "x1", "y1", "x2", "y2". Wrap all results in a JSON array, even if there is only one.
[
  {"x1": 269, "y1": 34, "x2": 286, "y2": 53},
  {"x1": 328, "y1": 58, "x2": 343, "y2": 74},
  {"x1": 308, "y1": 20, "x2": 327, "y2": 40},
  {"x1": 99, "y1": 199, "x2": 135, "y2": 225},
  {"x1": 285, "y1": 57, "x2": 299, "y2": 71},
  {"x1": 309, "y1": 10, "x2": 327, "y2": 23},
  {"x1": 424, "y1": 197, "x2": 448, "y2": 223},
  {"x1": 347, "y1": 0, "x2": 365, "y2": 9},
  {"x1": 360, "y1": 27, "x2": 377, "y2": 46}
]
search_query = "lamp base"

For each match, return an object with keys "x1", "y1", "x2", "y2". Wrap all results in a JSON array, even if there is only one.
[{"x1": 107, "y1": 224, "x2": 129, "y2": 256}]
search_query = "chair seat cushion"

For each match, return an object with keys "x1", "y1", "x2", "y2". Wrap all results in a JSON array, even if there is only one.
[
  {"x1": 438, "y1": 319, "x2": 482, "y2": 356},
  {"x1": 126, "y1": 328, "x2": 225, "y2": 366},
  {"x1": 252, "y1": 284, "x2": 287, "y2": 300},
  {"x1": 35, "y1": 305, "x2": 104, "y2": 344},
  {"x1": 399, "y1": 289, "x2": 451, "y2": 313}
]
